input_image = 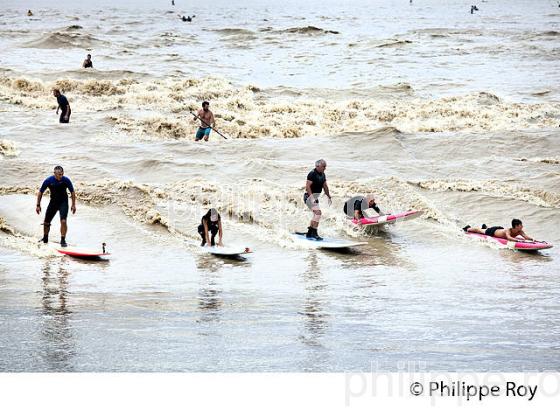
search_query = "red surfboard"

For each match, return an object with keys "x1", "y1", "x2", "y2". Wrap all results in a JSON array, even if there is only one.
[{"x1": 55, "y1": 243, "x2": 110, "y2": 258}]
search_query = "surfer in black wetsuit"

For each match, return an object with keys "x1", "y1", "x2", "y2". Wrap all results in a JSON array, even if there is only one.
[
  {"x1": 82, "y1": 54, "x2": 93, "y2": 68},
  {"x1": 198, "y1": 208, "x2": 223, "y2": 246},
  {"x1": 303, "y1": 159, "x2": 332, "y2": 240},
  {"x1": 463, "y1": 219, "x2": 534, "y2": 242},
  {"x1": 343, "y1": 195, "x2": 384, "y2": 222},
  {"x1": 36, "y1": 166, "x2": 77, "y2": 247},
  {"x1": 53, "y1": 89, "x2": 71, "y2": 123}
]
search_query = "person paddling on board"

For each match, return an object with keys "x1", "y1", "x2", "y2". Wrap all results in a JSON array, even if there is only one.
[
  {"x1": 463, "y1": 219, "x2": 535, "y2": 242},
  {"x1": 343, "y1": 194, "x2": 385, "y2": 223},
  {"x1": 53, "y1": 89, "x2": 71, "y2": 123},
  {"x1": 82, "y1": 53, "x2": 93, "y2": 68},
  {"x1": 303, "y1": 159, "x2": 332, "y2": 240},
  {"x1": 193, "y1": 101, "x2": 215, "y2": 141},
  {"x1": 198, "y1": 208, "x2": 223, "y2": 247},
  {"x1": 36, "y1": 166, "x2": 76, "y2": 247}
]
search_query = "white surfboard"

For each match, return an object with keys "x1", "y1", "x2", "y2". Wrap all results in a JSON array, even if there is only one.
[
  {"x1": 202, "y1": 246, "x2": 252, "y2": 256},
  {"x1": 293, "y1": 232, "x2": 367, "y2": 249}
]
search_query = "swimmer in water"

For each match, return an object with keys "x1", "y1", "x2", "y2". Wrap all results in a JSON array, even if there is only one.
[
  {"x1": 82, "y1": 53, "x2": 93, "y2": 68},
  {"x1": 53, "y1": 89, "x2": 71, "y2": 123}
]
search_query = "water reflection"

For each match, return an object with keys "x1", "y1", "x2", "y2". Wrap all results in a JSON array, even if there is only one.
[
  {"x1": 40, "y1": 259, "x2": 75, "y2": 371},
  {"x1": 298, "y1": 253, "x2": 329, "y2": 348},
  {"x1": 196, "y1": 272, "x2": 223, "y2": 324}
]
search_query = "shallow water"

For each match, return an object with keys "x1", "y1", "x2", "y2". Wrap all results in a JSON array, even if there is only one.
[{"x1": 1, "y1": 0, "x2": 559, "y2": 372}]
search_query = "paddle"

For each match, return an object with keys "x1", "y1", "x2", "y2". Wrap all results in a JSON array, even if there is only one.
[{"x1": 190, "y1": 112, "x2": 228, "y2": 140}]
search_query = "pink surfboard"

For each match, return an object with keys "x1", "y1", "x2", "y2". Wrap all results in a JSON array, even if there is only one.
[
  {"x1": 55, "y1": 243, "x2": 110, "y2": 258},
  {"x1": 466, "y1": 232, "x2": 552, "y2": 250},
  {"x1": 351, "y1": 210, "x2": 423, "y2": 226}
]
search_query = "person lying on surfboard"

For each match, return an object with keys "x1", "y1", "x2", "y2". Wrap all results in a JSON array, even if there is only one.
[
  {"x1": 36, "y1": 165, "x2": 76, "y2": 247},
  {"x1": 463, "y1": 219, "x2": 535, "y2": 242},
  {"x1": 343, "y1": 194, "x2": 385, "y2": 223},
  {"x1": 303, "y1": 159, "x2": 332, "y2": 240},
  {"x1": 198, "y1": 208, "x2": 223, "y2": 247}
]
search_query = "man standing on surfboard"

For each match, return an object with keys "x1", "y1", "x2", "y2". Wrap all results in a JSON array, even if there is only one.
[
  {"x1": 343, "y1": 194, "x2": 385, "y2": 222},
  {"x1": 193, "y1": 101, "x2": 215, "y2": 141},
  {"x1": 463, "y1": 219, "x2": 534, "y2": 242},
  {"x1": 36, "y1": 166, "x2": 76, "y2": 247},
  {"x1": 303, "y1": 159, "x2": 332, "y2": 240}
]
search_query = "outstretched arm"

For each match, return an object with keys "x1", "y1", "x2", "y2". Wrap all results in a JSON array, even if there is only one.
[
  {"x1": 218, "y1": 220, "x2": 223, "y2": 246},
  {"x1": 203, "y1": 220, "x2": 210, "y2": 246},
  {"x1": 519, "y1": 230, "x2": 534, "y2": 241}
]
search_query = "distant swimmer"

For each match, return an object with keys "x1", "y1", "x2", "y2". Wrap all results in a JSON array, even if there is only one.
[
  {"x1": 180, "y1": 15, "x2": 193, "y2": 22},
  {"x1": 343, "y1": 194, "x2": 385, "y2": 222},
  {"x1": 198, "y1": 208, "x2": 223, "y2": 247},
  {"x1": 27, "y1": 10, "x2": 33, "y2": 16},
  {"x1": 53, "y1": 89, "x2": 71, "y2": 123},
  {"x1": 463, "y1": 219, "x2": 535, "y2": 242},
  {"x1": 303, "y1": 159, "x2": 332, "y2": 240},
  {"x1": 172, "y1": 0, "x2": 175, "y2": 5},
  {"x1": 36, "y1": 166, "x2": 76, "y2": 247},
  {"x1": 470, "y1": 5, "x2": 479, "y2": 14},
  {"x1": 194, "y1": 101, "x2": 215, "y2": 141},
  {"x1": 82, "y1": 53, "x2": 93, "y2": 68}
]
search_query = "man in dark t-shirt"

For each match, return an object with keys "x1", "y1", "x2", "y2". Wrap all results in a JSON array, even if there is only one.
[
  {"x1": 36, "y1": 165, "x2": 77, "y2": 247},
  {"x1": 303, "y1": 159, "x2": 331, "y2": 240},
  {"x1": 53, "y1": 89, "x2": 71, "y2": 123}
]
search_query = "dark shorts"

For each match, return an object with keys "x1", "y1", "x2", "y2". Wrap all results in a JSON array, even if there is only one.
[
  {"x1": 44, "y1": 201, "x2": 69, "y2": 224},
  {"x1": 195, "y1": 127, "x2": 211, "y2": 140},
  {"x1": 485, "y1": 226, "x2": 503, "y2": 237},
  {"x1": 59, "y1": 108, "x2": 71, "y2": 123},
  {"x1": 198, "y1": 223, "x2": 218, "y2": 245}
]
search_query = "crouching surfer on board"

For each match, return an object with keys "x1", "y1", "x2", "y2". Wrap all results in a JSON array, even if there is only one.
[
  {"x1": 463, "y1": 219, "x2": 535, "y2": 242},
  {"x1": 343, "y1": 194, "x2": 385, "y2": 223},
  {"x1": 303, "y1": 159, "x2": 332, "y2": 240},
  {"x1": 198, "y1": 208, "x2": 223, "y2": 246},
  {"x1": 36, "y1": 166, "x2": 76, "y2": 247}
]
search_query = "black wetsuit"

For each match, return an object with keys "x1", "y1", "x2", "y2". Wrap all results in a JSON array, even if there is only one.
[
  {"x1": 57, "y1": 94, "x2": 71, "y2": 123},
  {"x1": 40, "y1": 176, "x2": 74, "y2": 223},
  {"x1": 198, "y1": 218, "x2": 219, "y2": 246},
  {"x1": 83, "y1": 60, "x2": 93, "y2": 68},
  {"x1": 343, "y1": 196, "x2": 381, "y2": 218},
  {"x1": 303, "y1": 169, "x2": 326, "y2": 207}
]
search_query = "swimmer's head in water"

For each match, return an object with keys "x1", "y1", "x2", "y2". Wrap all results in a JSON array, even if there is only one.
[
  {"x1": 52, "y1": 88, "x2": 61, "y2": 97},
  {"x1": 86, "y1": 54, "x2": 91, "y2": 59},
  {"x1": 202, "y1": 101, "x2": 209, "y2": 111},
  {"x1": 53, "y1": 165, "x2": 64, "y2": 180}
]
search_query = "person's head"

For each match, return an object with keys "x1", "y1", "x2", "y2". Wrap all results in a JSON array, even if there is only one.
[
  {"x1": 202, "y1": 101, "x2": 210, "y2": 111},
  {"x1": 53, "y1": 165, "x2": 64, "y2": 180},
  {"x1": 511, "y1": 218, "x2": 523, "y2": 232},
  {"x1": 315, "y1": 159, "x2": 327, "y2": 173},
  {"x1": 52, "y1": 88, "x2": 61, "y2": 97},
  {"x1": 365, "y1": 194, "x2": 376, "y2": 207},
  {"x1": 86, "y1": 54, "x2": 91, "y2": 59},
  {"x1": 203, "y1": 208, "x2": 220, "y2": 222}
]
